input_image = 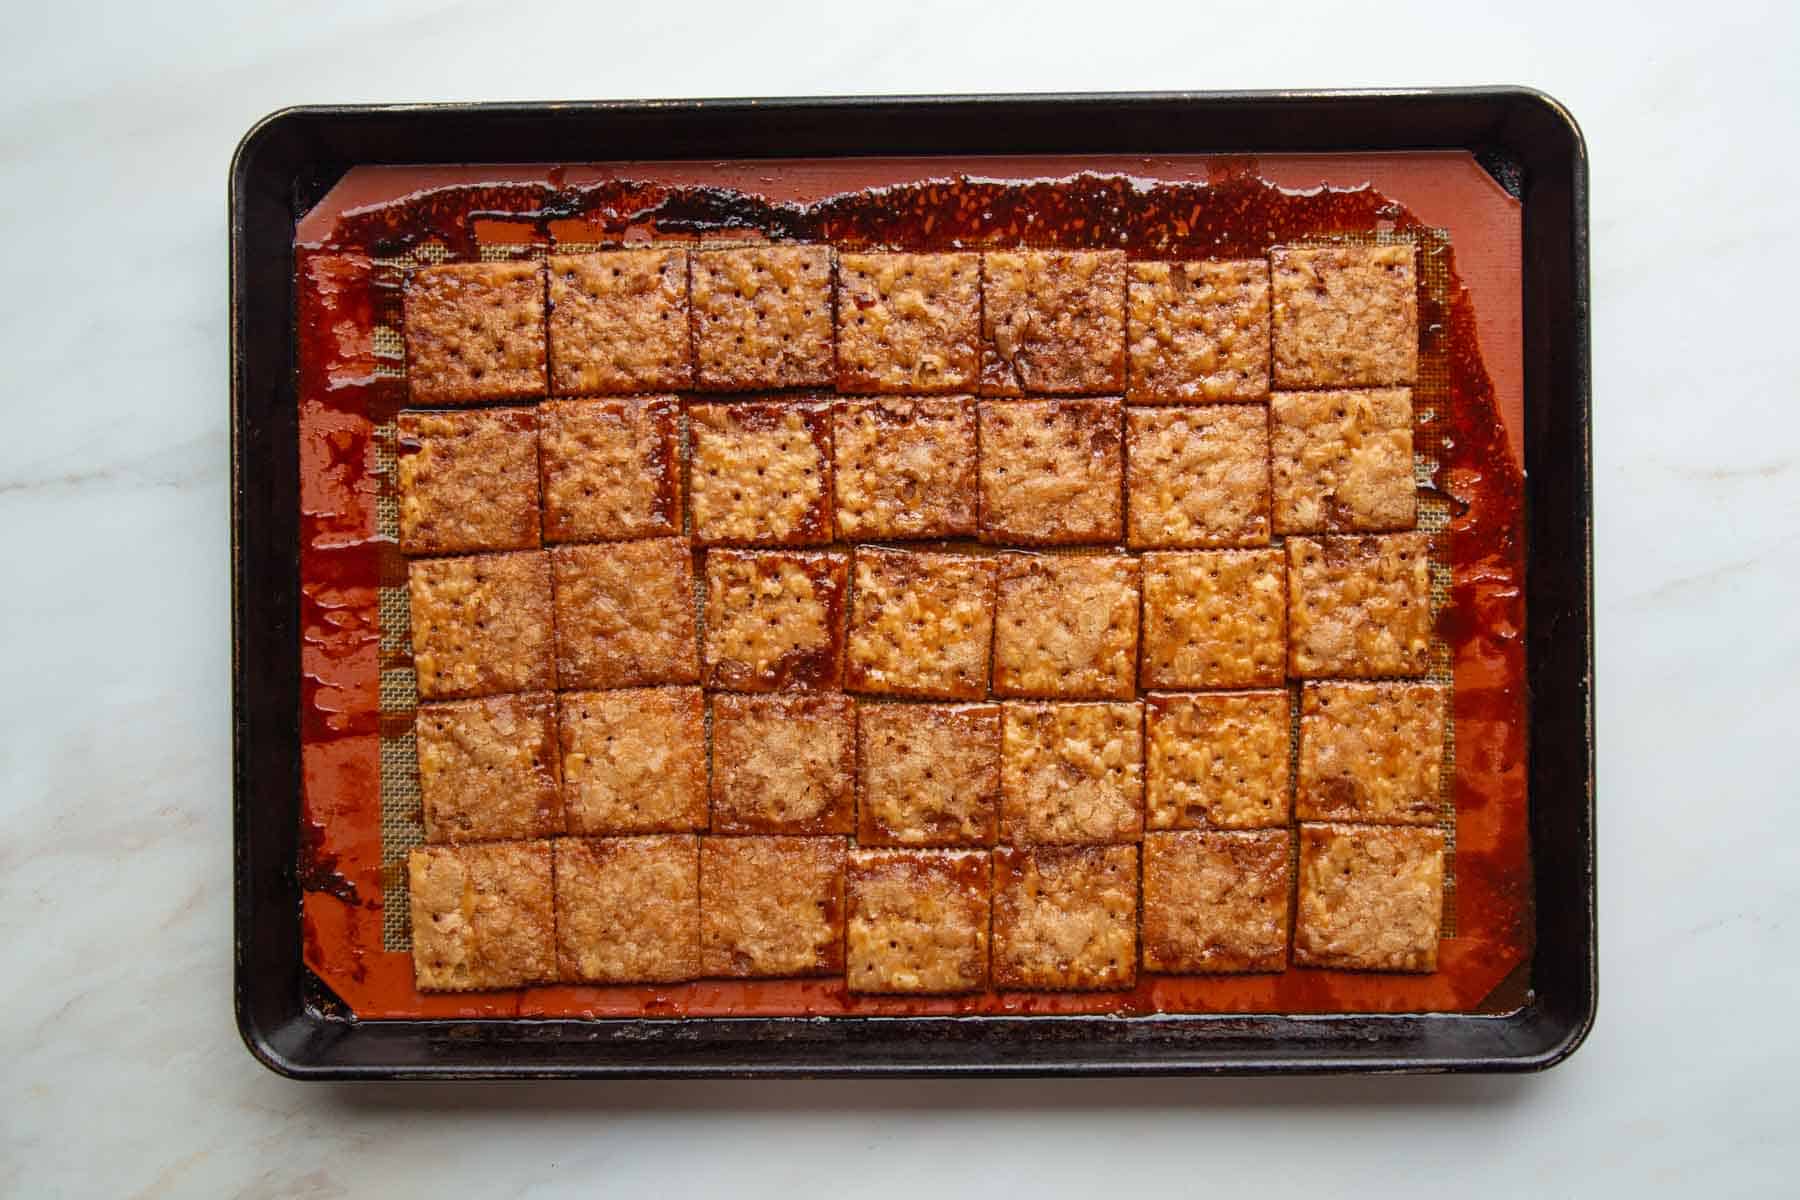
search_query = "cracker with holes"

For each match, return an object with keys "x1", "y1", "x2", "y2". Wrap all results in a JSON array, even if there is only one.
[
  {"x1": 1142, "y1": 830, "x2": 1290, "y2": 973},
  {"x1": 408, "y1": 841, "x2": 556, "y2": 991},
  {"x1": 550, "y1": 539, "x2": 699, "y2": 689},
  {"x1": 554, "y1": 835, "x2": 700, "y2": 984},
  {"x1": 1271, "y1": 388, "x2": 1417, "y2": 533},
  {"x1": 404, "y1": 260, "x2": 548, "y2": 405},
  {"x1": 408, "y1": 551, "x2": 555, "y2": 701},
  {"x1": 1294, "y1": 823, "x2": 1444, "y2": 972},
  {"x1": 977, "y1": 399, "x2": 1123, "y2": 545},
  {"x1": 980, "y1": 250, "x2": 1125, "y2": 394},
  {"x1": 1298, "y1": 682, "x2": 1446, "y2": 824},
  {"x1": 559, "y1": 687, "x2": 707, "y2": 834},
  {"x1": 700, "y1": 836, "x2": 847, "y2": 978},
  {"x1": 1126, "y1": 259, "x2": 1270, "y2": 403},
  {"x1": 397, "y1": 408, "x2": 541, "y2": 554},
  {"x1": 1001, "y1": 702, "x2": 1144, "y2": 846},
  {"x1": 836, "y1": 252, "x2": 981, "y2": 393},
  {"x1": 689, "y1": 402, "x2": 833, "y2": 545},
  {"x1": 857, "y1": 702, "x2": 1001, "y2": 848},
  {"x1": 538, "y1": 397, "x2": 682, "y2": 543},
  {"x1": 992, "y1": 845, "x2": 1137, "y2": 990},
  {"x1": 703, "y1": 549, "x2": 848, "y2": 691},
  {"x1": 547, "y1": 249, "x2": 692, "y2": 395},
  {"x1": 1271, "y1": 244, "x2": 1419, "y2": 388},
  {"x1": 832, "y1": 397, "x2": 978, "y2": 540},
  {"x1": 846, "y1": 849, "x2": 991, "y2": 994},
  {"x1": 1125, "y1": 406, "x2": 1270, "y2": 549},
  {"x1": 1286, "y1": 533, "x2": 1432, "y2": 677},
  {"x1": 844, "y1": 548, "x2": 996, "y2": 699},
  {"x1": 415, "y1": 692, "x2": 563, "y2": 843},
  {"x1": 710, "y1": 693, "x2": 854, "y2": 835},
  {"x1": 1145, "y1": 690, "x2": 1290, "y2": 831},
  {"x1": 691, "y1": 244, "x2": 834, "y2": 389},
  {"x1": 1139, "y1": 549, "x2": 1286, "y2": 689},
  {"x1": 993, "y1": 554, "x2": 1139, "y2": 699}
]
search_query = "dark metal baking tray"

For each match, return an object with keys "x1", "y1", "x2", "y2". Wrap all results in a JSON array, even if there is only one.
[{"x1": 231, "y1": 88, "x2": 1593, "y2": 1078}]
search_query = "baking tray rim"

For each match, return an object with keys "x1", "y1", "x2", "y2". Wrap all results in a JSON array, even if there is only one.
[{"x1": 230, "y1": 87, "x2": 1594, "y2": 1079}]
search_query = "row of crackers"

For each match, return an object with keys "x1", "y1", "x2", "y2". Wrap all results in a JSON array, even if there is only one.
[
  {"x1": 411, "y1": 825, "x2": 1445, "y2": 993},
  {"x1": 417, "y1": 683, "x2": 1443, "y2": 846},
  {"x1": 397, "y1": 392, "x2": 1416, "y2": 556},
  {"x1": 402, "y1": 244, "x2": 1417, "y2": 404},
  {"x1": 407, "y1": 538, "x2": 1434, "y2": 706}
]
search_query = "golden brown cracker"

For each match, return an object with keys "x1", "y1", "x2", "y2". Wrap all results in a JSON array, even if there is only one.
[
  {"x1": 558, "y1": 687, "x2": 707, "y2": 834},
  {"x1": 1271, "y1": 244, "x2": 1419, "y2": 388},
  {"x1": 397, "y1": 408, "x2": 541, "y2": 555},
  {"x1": 1294, "y1": 822, "x2": 1444, "y2": 972},
  {"x1": 554, "y1": 835, "x2": 700, "y2": 984},
  {"x1": 1126, "y1": 259, "x2": 1270, "y2": 403},
  {"x1": 699, "y1": 836, "x2": 847, "y2": 977},
  {"x1": 977, "y1": 399, "x2": 1123, "y2": 545},
  {"x1": 547, "y1": 249, "x2": 692, "y2": 394},
  {"x1": 408, "y1": 841, "x2": 556, "y2": 991},
  {"x1": 844, "y1": 548, "x2": 996, "y2": 699},
  {"x1": 550, "y1": 539, "x2": 700, "y2": 689},
  {"x1": 991, "y1": 845, "x2": 1138, "y2": 990},
  {"x1": 408, "y1": 551, "x2": 556, "y2": 700},
  {"x1": 846, "y1": 849, "x2": 991, "y2": 994},
  {"x1": 1139, "y1": 549, "x2": 1286, "y2": 689},
  {"x1": 835, "y1": 252, "x2": 980, "y2": 393},
  {"x1": 404, "y1": 260, "x2": 547, "y2": 405}
]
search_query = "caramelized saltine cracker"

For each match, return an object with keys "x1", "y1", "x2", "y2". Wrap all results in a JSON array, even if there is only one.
[
  {"x1": 415, "y1": 692, "x2": 563, "y2": 843},
  {"x1": 832, "y1": 397, "x2": 978, "y2": 540},
  {"x1": 993, "y1": 554, "x2": 1140, "y2": 699},
  {"x1": 1125, "y1": 406, "x2": 1271, "y2": 549},
  {"x1": 408, "y1": 841, "x2": 556, "y2": 991},
  {"x1": 1271, "y1": 388, "x2": 1417, "y2": 533},
  {"x1": 1297, "y1": 682, "x2": 1446, "y2": 825},
  {"x1": 688, "y1": 402, "x2": 833, "y2": 546},
  {"x1": 1294, "y1": 823, "x2": 1444, "y2": 972},
  {"x1": 844, "y1": 548, "x2": 996, "y2": 699},
  {"x1": 703, "y1": 550, "x2": 848, "y2": 691},
  {"x1": 397, "y1": 408, "x2": 542, "y2": 555},
  {"x1": 1142, "y1": 830, "x2": 1290, "y2": 973},
  {"x1": 558, "y1": 687, "x2": 707, "y2": 834},
  {"x1": 547, "y1": 249, "x2": 692, "y2": 395},
  {"x1": 691, "y1": 245, "x2": 834, "y2": 389},
  {"x1": 700, "y1": 836, "x2": 847, "y2": 977},
  {"x1": 835, "y1": 252, "x2": 981, "y2": 393},
  {"x1": 549, "y1": 539, "x2": 700, "y2": 689},
  {"x1": 408, "y1": 551, "x2": 555, "y2": 700},
  {"x1": 856, "y1": 703, "x2": 1001, "y2": 847},
  {"x1": 1001, "y1": 702, "x2": 1144, "y2": 846},
  {"x1": 846, "y1": 849, "x2": 992, "y2": 994},
  {"x1": 1271, "y1": 244, "x2": 1419, "y2": 388},
  {"x1": 538, "y1": 397, "x2": 682, "y2": 543},
  {"x1": 977, "y1": 399, "x2": 1123, "y2": 545},
  {"x1": 710, "y1": 692, "x2": 855, "y2": 835},
  {"x1": 1285, "y1": 533, "x2": 1432, "y2": 678},
  {"x1": 554, "y1": 835, "x2": 700, "y2": 984},
  {"x1": 980, "y1": 250, "x2": 1126, "y2": 394},
  {"x1": 1145, "y1": 690, "x2": 1290, "y2": 831},
  {"x1": 992, "y1": 845, "x2": 1138, "y2": 990},
  {"x1": 1126, "y1": 259, "x2": 1271, "y2": 403},
  {"x1": 1139, "y1": 549, "x2": 1286, "y2": 689},
  {"x1": 403, "y1": 260, "x2": 547, "y2": 405}
]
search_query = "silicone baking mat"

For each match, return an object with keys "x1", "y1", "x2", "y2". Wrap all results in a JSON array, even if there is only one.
[{"x1": 293, "y1": 155, "x2": 1529, "y2": 1019}]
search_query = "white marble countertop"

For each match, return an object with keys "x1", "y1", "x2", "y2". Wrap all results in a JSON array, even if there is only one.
[{"x1": 4, "y1": 1, "x2": 1795, "y2": 1194}]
